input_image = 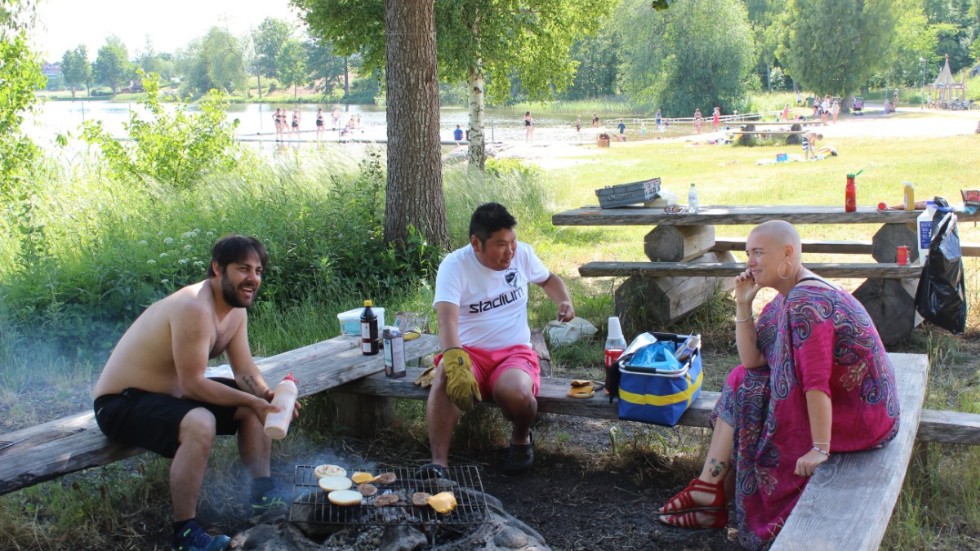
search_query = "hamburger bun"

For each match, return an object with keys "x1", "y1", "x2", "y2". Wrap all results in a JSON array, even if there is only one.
[
  {"x1": 314, "y1": 464, "x2": 346, "y2": 479},
  {"x1": 318, "y1": 476, "x2": 353, "y2": 492},
  {"x1": 327, "y1": 489, "x2": 363, "y2": 506},
  {"x1": 350, "y1": 471, "x2": 375, "y2": 484},
  {"x1": 567, "y1": 380, "x2": 595, "y2": 399}
]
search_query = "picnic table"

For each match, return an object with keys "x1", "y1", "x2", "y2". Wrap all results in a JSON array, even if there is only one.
[{"x1": 552, "y1": 205, "x2": 980, "y2": 343}]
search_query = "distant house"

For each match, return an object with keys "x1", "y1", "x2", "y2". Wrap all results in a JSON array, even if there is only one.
[{"x1": 42, "y1": 61, "x2": 63, "y2": 89}]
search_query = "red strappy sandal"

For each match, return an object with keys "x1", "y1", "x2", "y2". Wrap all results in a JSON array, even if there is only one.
[
  {"x1": 657, "y1": 478, "x2": 728, "y2": 529},
  {"x1": 658, "y1": 507, "x2": 728, "y2": 530}
]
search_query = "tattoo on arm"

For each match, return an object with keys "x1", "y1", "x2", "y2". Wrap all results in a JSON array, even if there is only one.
[
  {"x1": 708, "y1": 458, "x2": 729, "y2": 478},
  {"x1": 243, "y1": 375, "x2": 259, "y2": 395}
]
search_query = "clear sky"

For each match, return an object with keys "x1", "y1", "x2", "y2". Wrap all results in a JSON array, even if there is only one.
[{"x1": 33, "y1": 0, "x2": 303, "y2": 62}]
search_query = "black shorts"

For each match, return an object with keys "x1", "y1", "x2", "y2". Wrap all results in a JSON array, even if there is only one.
[{"x1": 93, "y1": 378, "x2": 241, "y2": 459}]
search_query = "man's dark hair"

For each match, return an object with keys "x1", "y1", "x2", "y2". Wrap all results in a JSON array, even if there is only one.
[
  {"x1": 469, "y1": 202, "x2": 517, "y2": 245},
  {"x1": 208, "y1": 235, "x2": 268, "y2": 277}
]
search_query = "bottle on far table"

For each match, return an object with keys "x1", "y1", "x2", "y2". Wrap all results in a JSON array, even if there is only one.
[
  {"x1": 688, "y1": 183, "x2": 699, "y2": 213},
  {"x1": 845, "y1": 174, "x2": 856, "y2": 212}
]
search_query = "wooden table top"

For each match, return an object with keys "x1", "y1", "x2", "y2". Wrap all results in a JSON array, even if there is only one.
[{"x1": 553, "y1": 205, "x2": 980, "y2": 227}]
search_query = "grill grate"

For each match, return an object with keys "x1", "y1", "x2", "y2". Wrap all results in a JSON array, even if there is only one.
[{"x1": 289, "y1": 465, "x2": 489, "y2": 529}]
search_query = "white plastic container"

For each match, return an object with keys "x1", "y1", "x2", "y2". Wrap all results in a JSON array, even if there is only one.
[
  {"x1": 337, "y1": 307, "x2": 385, "y2": 336},
  {"x1": 916, "y1": 201, "x2": 937, "y2": 265},
  {"x1": 264, "y1": 373, "x2": 299, "y2": 440}
]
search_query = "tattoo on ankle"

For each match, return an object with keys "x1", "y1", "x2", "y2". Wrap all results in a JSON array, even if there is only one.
[{"x1": 708, "y1": 459, "x2": 729, "y2": 478}]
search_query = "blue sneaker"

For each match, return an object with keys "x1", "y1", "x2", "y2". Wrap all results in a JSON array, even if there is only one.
[
  {"x1": 172, "y1": 520, "x2": 230, "y2": 551},
  {"x1": 250, "y1": 479, "x2": 291, "y2": 514}
]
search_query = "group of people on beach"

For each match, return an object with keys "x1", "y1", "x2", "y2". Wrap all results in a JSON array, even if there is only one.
[{"x1": 273, "y1": 107, "x2": 355, "y2": 142}]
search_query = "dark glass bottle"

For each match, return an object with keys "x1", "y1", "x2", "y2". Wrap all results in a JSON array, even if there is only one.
[{"x1": 360, "y1": 300, "x2": 379, "y2": 355}]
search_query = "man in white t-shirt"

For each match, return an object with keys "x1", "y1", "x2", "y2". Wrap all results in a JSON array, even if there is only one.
[{"x1": 420, "y1": 203, "x2": 575, "y2": 476}]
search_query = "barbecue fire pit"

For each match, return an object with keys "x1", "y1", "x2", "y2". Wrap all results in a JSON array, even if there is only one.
[{"x1": 289, "y1": 465, "x2": 489, "y2": 546}]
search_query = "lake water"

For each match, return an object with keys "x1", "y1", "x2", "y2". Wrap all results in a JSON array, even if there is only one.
[{"x1": 26, "y1": 99, "x2": 688, "y2": 154}]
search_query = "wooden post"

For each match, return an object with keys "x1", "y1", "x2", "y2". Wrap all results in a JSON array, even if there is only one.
[
  {"x1": 326, "y1": 393, "x2": 394, "y2": 437},
  {"x1": 643, "y1": 225, "x2": 716, "y2": 261},
  {"x1": 852, "y1": 278, "x2": 917, "y2": 345},
  {"x1": 614, "y1": 251, "x2": 736, "y2": 333}
]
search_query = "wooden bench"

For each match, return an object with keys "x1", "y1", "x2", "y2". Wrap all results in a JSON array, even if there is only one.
[
  {"x1": 710, "y1": 237, "x2": 980, "y2": 257},
  {"x1": 552, "y1": 206, "x2": 980, "y2": 343},
  {"x1": 337, "y1": 353, "x2": 978, "y2": 550},
  {"x1": 578, "y1": 261, "x2": 921, "y2": 279},
  {"x1": 0, "y1": 335, "x2": 441, "y2": 497}
]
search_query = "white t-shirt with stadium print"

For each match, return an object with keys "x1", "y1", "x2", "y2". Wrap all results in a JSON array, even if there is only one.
[{"x1": 433, "y1": 241, "x2": 550, "y2": 350}]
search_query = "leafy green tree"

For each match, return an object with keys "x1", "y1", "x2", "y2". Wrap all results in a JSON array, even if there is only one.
[
  {"x1": 179, "y1": 27, "x2": 246, "y2": 95},
  {"x1": 94, "y1": 35, "x2": 130, "y2": 94},
  {"x1": 295, "y1": 0, "x2": 611, "y2": 170},
  {"x1": 81, "y1": 73, "x2": 241, "y2": 190},
  {"x1": 306, "y1": 35, "x2": 347, "y2": 96},
  {"x1": 0, "y1": 0, "x2": 43, "y2": 197},
  {"x1": 744, "y1": 0, "x2": 788, "y2": 91},
  {"x1": 562, "y1": 33, "x2": 620, "y2": 100},
  {"x1": 276, "y1": 38, "x2": 308, "y2": 97},
  {"x1": 887, "y1": 2, "x2": 939, "y2": 87},
  {"x1": 616, "y1": 0, "x2": 755, "y2": 116},
  {"x1": 781, "y1": 0, "x2": 900, "y2": 101},
  {"x1": 252, "y1": 18, "x2": 292, "y2": 96},
  {"x1": 61, "y1": 45, "x2": 91, "y2": 97}
]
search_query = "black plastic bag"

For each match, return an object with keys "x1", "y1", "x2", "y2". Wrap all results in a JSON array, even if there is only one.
[{"x1": 915, "y1": 207, "x2": 967, "y2": 334}]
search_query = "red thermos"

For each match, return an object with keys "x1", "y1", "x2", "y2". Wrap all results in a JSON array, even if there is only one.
[{"x1": 845, "y1": 174, "x2": 856, "y2": 212}]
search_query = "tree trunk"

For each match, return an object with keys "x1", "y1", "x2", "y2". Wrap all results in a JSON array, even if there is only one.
[
  {"x1": 466, "y1": 65, "x2": 486, "y2": 170},
  {"x1": 466, "y1": 13, "x2": 486, "y2": 171},
  {"x1": 257, "y1": 73, "x2": 262, "y2": 100},
  {"x1": 383, "y1": 0, "x2": 449, "y2": 249}
]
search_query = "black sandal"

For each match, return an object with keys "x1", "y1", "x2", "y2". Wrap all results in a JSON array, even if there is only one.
[{"x1": 417, "y1": 463, "x2": 448, "y2": 479}]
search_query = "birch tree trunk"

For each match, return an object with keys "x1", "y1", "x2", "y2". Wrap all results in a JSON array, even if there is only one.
[
  {"x1": 383, "y1": 0, "x2": 449, "y2": 249},
  {"x1": 466, "y1": 12, "x2": 486, "y2": 170}
]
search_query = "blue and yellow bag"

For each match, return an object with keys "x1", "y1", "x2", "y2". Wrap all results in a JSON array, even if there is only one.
[{"x1": 616, "y1": 333, "x2": 703, "y2": 427}]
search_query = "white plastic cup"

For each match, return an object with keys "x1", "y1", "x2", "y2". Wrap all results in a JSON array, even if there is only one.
[{"x1": 607, "y1": 316, "x2": 624, "y2": 340}]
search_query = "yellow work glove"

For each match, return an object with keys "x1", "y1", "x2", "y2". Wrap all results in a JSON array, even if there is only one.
[{"x1": 442, "y1": 347, "x2": 481, "y2": 412}]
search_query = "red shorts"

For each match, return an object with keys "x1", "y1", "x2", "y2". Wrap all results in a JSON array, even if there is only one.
[{"x1": 436, "y1": 344, "x2": 540, "y2": 400}]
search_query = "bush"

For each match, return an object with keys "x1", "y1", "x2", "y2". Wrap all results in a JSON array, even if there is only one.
[{"x1": 81, "y1": 73, "x2": 241, "y2": 190}]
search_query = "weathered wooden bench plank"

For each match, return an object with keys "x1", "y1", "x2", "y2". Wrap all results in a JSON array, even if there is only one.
[
  {"x1": 770, "y1": 353, "x2": 928, "y2": 550},
  {"x1": 711, "y1": 237, "x2": 980, "y2": 257},
  {"x1": 578, "y1": 261, "x2": 922, "y2": 279},
  {"x1": 552, "y1": 206, "x2": 980, "y2": 227},
  {"x1": 338, "y1": 354, "x2": 972, "y2": 446},
  {"x1": 0, "y1": 335, "x2": 440, "y2": 496}
]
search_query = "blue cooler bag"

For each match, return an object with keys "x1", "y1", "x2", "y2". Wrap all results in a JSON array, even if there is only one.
[{"x1": 617, "y1": 333, "x2": 703, "y2": 426}]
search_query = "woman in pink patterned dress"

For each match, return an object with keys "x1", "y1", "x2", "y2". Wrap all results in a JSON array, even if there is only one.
[{"x1": 656, "y1": 220, "x2": 900, "y2": 550}]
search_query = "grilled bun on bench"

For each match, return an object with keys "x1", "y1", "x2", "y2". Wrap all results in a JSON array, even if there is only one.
[{"x1": 567, "y1": 380, "x2": 595, "y2": 399}]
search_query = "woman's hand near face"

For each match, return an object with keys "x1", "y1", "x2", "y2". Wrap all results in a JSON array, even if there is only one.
[{"x1": 734, "y1": 269, "x2": 760, "y2": 306}]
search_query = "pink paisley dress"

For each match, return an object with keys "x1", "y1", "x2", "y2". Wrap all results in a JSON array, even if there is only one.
[{"x1": 714, "y1": 283, "x2": 900, "y2": 550}]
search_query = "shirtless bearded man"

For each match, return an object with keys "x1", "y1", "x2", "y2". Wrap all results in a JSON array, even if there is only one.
[{"x1": 93, "y1": 235, "x2": 291, "y2": 551}]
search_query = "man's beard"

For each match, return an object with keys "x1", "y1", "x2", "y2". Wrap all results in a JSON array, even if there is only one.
[{"x1": 220, "y1": 273, "x2": 256, "y2": 308}]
